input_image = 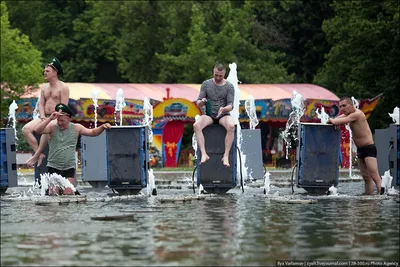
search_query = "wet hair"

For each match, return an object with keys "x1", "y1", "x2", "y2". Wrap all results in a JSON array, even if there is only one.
[
  {"x1": 214, "y1": 63, "x2": 225, "y2": 71},
  {"x1": 340, "y1": 96, "x2": 353, "y2": 104}
]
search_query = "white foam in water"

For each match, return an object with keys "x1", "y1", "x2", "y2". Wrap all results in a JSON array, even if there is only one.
[
  {"x1": 39, "y1": 173, "x2": 76, "y2": 196},
  {"x1": 227, "y1": 63, "x2": 249, "y2": 182},
  {"x1": 380, "y1": 170, "x2": 399, "y2": 195},
  {"x1": 244, "y1": 95, "x2": 259, "y2": 130},
  {"x1": 281, "y1": 90, "x2": 304, "y2": 159},
  {"x1": 316, "y1": 107, "x2": 330, "y2": 124},
  {"x1": 263, "y1": 172, "x2": 271, "y2": 195},
  {"x1": 388, "y1": 106, "x2": 399, "y2": 125},
  {"x1": 115, "y1": 88, "x2": 126, "y2": 126},
  {"x1": 91, "y1": 88, "x2": 99, "y2": 128},
  {"x1": 328, "y1": 185, "x2": 339, "y2": 196},
  {"x1": 198, "y1": 184, "x2": 204, "y2": 195}
]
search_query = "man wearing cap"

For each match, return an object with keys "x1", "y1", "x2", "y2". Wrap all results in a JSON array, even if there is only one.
[
  {"x1": 22, "y1": 57, "x2": 70, "y2": 167},
  {"x1": 27, "y1": 103, "x2": 112, "y2": 195}
]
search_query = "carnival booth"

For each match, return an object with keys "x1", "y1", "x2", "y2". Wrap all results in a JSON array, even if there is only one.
[{"x1": 16, "y1": 83, "x2": 382, "y2": 169}]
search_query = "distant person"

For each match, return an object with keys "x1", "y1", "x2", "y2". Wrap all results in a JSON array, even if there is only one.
[
  {"x1": 328, "y1": 96, "x2": 382, "y2": 195},
  {"x1": 22, "y1": 57, "x2": 70, "y2": 167},
  {"x1": 27, "y1": 103, "x2": 112, "y2": 195},
  {"x1": 193, "y1": 63, "x2": 235, "y2": 167}
]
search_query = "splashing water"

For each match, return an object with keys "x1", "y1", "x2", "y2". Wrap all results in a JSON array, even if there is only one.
[
  {"x1": 32, "y1": 95, "x2": 40, "y2": 120},
  {"x1": 328, "y1": 185, "x2": 339, "y2": 196},
  {"x1": 388, "y1": 107, "x2": 399, "y2": 125},
  {"x1": 351, "y1": 96, "x2": 359, "y2": 109},
  {"x1": 381, "y1": 170, "x2": 393, "y2": 195},
  {"x1": 147, "y1": 169, "x2": 156, "y2": 196},
  {"x1": 115, "y1": 88, "x2": 126, "y2": 126},
  {"x1": 345, "y1": 96, "x2": 360, "y2": 178},
  {"x1": 245, "y1": 95, "x2": 259, "y2": 130},
  {"x1": 263, "y1": 172, "x2": 271, "y2": 195},
  {"x1": 316, "y1": 107, "x2": 330, "y2": 124},
  {"x1": 91, "y1": 88, "x2": 99, "y2": 127},
  {"x1": 7, "y1": 100, "x2": 19, "y2": 139},
  {"x1": 142, "y1": 97, "x2": 153, "y2": 143},
  {"x1": 192, "y1": 115, "x2": 200, "y2": 159},
  {"x1": 142, "y1": 97, "x2": 156, "y2": 196},
  {"x1": 345, "y1": 124, "x2": 354, "y2": 178},
  {"x1": 227, "y1": 63, "x2": 249, "y2": 182},
  {"x1": 39, "y1": 173, "x2": 76, "y2": 196},
  {"x1": 198, "y1": 184, "x2": 204, "y2": 195},
  {"x1": 280, "y1": 90, "x2": 304, "y2": 159}
]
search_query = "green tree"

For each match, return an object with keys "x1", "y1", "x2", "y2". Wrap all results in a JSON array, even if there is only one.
[
  {"x1": 314, "y1": 0, "x2": 399, "y2": 130},
  {"x1": 1, "y1": 2, "x2": 42, "y2": 126},
  {"x1": 6, "y1": 0, "x2": 90, "y2": 81},
  {"x1": 247, "y1": 1, "x2": 334, "y2": 83},
  {"x1": 156, "y1": 1, "x2": 292, "y2": 83}
]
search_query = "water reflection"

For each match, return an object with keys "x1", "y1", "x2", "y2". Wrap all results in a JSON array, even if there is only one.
[{"x1": 1, "y1": 185, "x2": 399, "y2": 266}]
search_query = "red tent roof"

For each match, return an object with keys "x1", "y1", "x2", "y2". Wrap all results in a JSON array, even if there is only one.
[{"x1": 21, "y1": 83, "x2": 339, "y2": 101}]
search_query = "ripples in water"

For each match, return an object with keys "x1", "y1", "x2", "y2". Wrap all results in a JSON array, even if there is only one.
[{"x1": 1, "y1": 183, "x2": 399, "y2": 266}]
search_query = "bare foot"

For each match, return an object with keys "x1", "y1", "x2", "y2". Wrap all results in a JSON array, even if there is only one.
[
  {"x1": 37, "y1": 154, "x2": 46, "y2": 167},
  {"x1": 222, "y1": 157, "x2": 230, "y2": 167},
  {"x1": 200, "y1": 154, "x2": 210, "y2": 164}
]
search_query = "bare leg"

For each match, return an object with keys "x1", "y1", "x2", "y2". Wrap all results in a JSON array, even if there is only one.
[
  {"x1": 364, "y1": 157, "x2": 382, "y2": 194},
  {"x1": 193, "y1": 115, "x2": 213, "y2": 164},
  {"x1": 358, "y1": 158, "x2": 374, "y2": 195},
  {"x1": 22, "y1": 119, "x2": 41, "y2": 152},
  {"x1": 219, "y1": 116, "x2": 235, "y2": 167},
  {"x1": 26, "y1": 134, "x2": 49, "y2": 167}
]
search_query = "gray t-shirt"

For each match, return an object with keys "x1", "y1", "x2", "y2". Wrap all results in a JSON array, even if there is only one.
[
  {"x1": 197, "y1": 79, "x2": 235, "y2": 118},
  {"x1": 47, "y1": 123, "x2": 77, "y2": 170}
]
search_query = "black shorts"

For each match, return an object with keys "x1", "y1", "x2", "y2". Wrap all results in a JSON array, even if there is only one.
[
  {"x1": 211, "y1": 114, "x2": 229, "y2": 124},
  {"x1": 47, "y1": 167, "x2": 76, "y2": 178},
  {"x1": 357, "y1": 144, "x2": 377, "y2": 159}
]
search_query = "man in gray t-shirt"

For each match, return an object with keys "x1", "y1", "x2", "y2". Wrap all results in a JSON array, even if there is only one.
[{"x1": 193, "y1": 63, "x2": 235, "y2": 167}]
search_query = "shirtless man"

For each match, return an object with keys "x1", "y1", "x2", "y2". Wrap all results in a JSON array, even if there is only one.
[
  {"x1": 328, "y1": 96, "x2": 382, "y2": 195},
  {"x1": 23, "y1": 57, "x2": 70, "y2": 167},
  {"x1": 193, "y1": 63, "x2": 235, "y2": 167}
]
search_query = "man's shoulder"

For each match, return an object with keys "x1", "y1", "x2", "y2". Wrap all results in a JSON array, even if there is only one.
[
  {"x1": 202, "y1": 79, "x2": 213, "y2": 85},
  {"x1": 225, "y1": 80, "x2": 234, "y2": 88},
  {"x1": 58, "y1": 81, "x2": 69, "y2": 90},
  {"x1": 354, "y1": 109, "x2": 366, "y2": 117}
]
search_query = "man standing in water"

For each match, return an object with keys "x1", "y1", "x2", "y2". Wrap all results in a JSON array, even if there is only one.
[
  {"x1": 29, "y1": 103, "x2": 112, "y2": 195},
  {"x1": 193, "y1": 63, "x2": 235, "y2": 167},
  {"x1": 328, "y1": 96, "x2": 383, "y2": 195},
  {"x1": 23, "y1": 57, "x2": 70, "y2": 167}
]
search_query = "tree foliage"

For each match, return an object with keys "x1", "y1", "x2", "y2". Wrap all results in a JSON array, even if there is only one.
[
  {"x1": 314, "y1": 0, "x2": 400, "y2": 129},
  {"x1": 1, "y1": 2, "x2": 42, "y2": 126},
  {"x1": 2, "y1": 0, "x2": 399, "y2": 130}
]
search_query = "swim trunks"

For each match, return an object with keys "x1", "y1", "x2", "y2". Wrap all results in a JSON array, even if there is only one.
[
  {"x1": 212, "y1": 113, "x2": 230, "y2": 124},
  {"x1": 47, "y1": 167, "x2": 75, "y2": 178},
  {"x1": 357, "y1": 144, "x2": 377, "y2": 159}
]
